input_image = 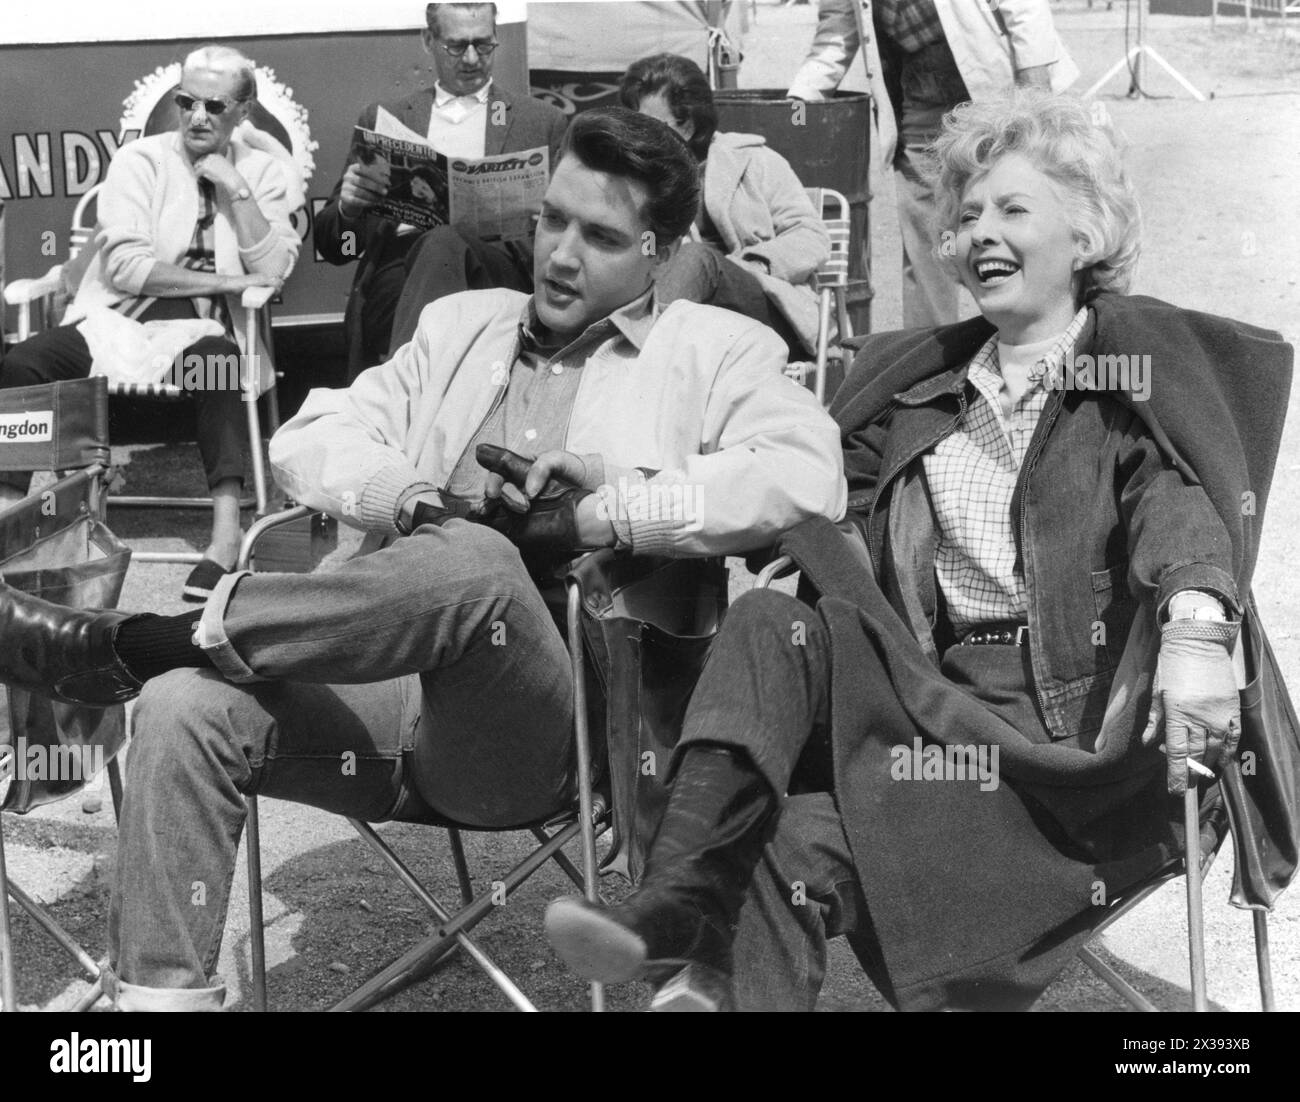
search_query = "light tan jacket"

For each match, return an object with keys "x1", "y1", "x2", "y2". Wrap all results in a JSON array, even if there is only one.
[{"x1": 271, "y1": 288, "x2": 847, "y2": 556}]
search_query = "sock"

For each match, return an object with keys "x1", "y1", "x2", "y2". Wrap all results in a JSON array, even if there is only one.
[{"x1": 113, "y1": 611, "x2": 213, "y2": 683}]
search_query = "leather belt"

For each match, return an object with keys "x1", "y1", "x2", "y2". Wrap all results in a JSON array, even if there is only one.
[{"x1": 961, "y1": 623, "x2": 1029, "y2": 647}]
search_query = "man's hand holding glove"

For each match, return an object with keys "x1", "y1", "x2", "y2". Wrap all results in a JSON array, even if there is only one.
[
  {"x1": 475, "y1": 445, "x2": 616, "y2": 568},
  {"x1": 1141, "y1": 610, "x2": 1241, "y2": 795}
]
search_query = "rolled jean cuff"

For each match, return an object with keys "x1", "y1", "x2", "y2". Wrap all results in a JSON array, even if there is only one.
[
  {"x1": 103, "y1": 965, "x2": 226, "y2": 1012},
  {"x1": 193, "y1": 569, "x2": 265, "y2": 684}
]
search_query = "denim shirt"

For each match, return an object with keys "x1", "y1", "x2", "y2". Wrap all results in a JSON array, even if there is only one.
[{"x1": 847, "y1": 324, "x2": 1238, "y2": 742}]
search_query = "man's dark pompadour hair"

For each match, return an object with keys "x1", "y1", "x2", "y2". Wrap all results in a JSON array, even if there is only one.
[{"x1": 558, "y1": 107, "x2": 700, "y2": 244}]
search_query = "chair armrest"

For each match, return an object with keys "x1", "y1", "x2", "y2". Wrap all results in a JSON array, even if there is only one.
[
  {"x1": 237, "y1": 504, "x2": 315, "y2": 571},
  {"x1": 240, "y1": 285, "x2": 276, "y2": 310},
  {"x1": 755, "y1": 555, "x2": 796, "y2": 589},
  {"x1": 3, "y1": 265, "x2": 63, "y2": 306}
]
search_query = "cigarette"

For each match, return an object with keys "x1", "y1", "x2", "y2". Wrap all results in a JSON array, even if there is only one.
[{"x1": 1157, "y1": 745, "x2": 1216, "y2": 779}]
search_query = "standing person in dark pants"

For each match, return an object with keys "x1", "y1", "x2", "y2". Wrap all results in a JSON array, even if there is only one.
[
  {"x1": 314, "y1": 2, "x2": 567, "y2": 381},
  {"x1": 0, "y1": 45, "x2": 299, "y2": 602},
  {"x1": 788, "y1": 0, "x2": 1078, "y2": 328}
]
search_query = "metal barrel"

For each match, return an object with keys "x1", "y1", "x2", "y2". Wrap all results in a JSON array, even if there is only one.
[{"x1": 713, "y1": 89, "x2": 874, "y2": 334}]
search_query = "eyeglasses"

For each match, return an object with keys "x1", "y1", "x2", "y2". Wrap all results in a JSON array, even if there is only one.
[
  {"x1": 173, "y1": 91, "x2": 244, "y2": 116},
  {"x1": 436, "y1": 38, "x2": 498, "y2": 58}
]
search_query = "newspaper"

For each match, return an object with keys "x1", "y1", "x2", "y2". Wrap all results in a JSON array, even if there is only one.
[{"x1": 353, "y1": 107, "x2": 549, "y2": 239}]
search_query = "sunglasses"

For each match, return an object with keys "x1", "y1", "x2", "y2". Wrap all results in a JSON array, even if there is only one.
[{"x1": 174, "y1": 91, "x2": 244, "y2": 116}]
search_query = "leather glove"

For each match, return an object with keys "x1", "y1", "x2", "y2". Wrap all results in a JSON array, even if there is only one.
[
  {"x1": 1141, "y1": 618, "x2": 1241, "y2": 794},
  {"x1": 475, "y1": 444, "x2": 594, "y2": 567}
]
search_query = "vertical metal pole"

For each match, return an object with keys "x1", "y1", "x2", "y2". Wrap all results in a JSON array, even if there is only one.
[
  {"x1": 244, "y1": 307, "x2": 270, "y2": 517},
  {"x1": 1133, "y1": 0, "x2": 1148, "y2": 95},
  {"x1": 566, "y1": 581, "x2": 604, "y2": 1013},
  {"x1": 1252, "y1": 911, "x2": 1275, "y2": 1011},
  {"x1": 447, "y1": 828, "x2": 475, "y2": 906},
  {"x1": 107, "y1": 756, "x2": 124, "y2": 826},
  {"x1": 0, "y1": 818, "x2": 18, "y2": 1012},
  {"x1": 246, "y1": 795, "x2": 268, "y2": 1012},
  {"x1": 1245, "y1": 0, "x2": 1253, "y2": 32},
  {"x1": 1183, "y1": 787, "x2": 1208, "y2": 1011}
]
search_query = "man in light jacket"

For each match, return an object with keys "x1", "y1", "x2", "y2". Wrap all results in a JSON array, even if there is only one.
[
  {"x1": 0, "y1": 107, "x2": 845, "y2": 1010},
  {"x1": 788, "y1": 0, "x2": 1078, "y2": 327}
]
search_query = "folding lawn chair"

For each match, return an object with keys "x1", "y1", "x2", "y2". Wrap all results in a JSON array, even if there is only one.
[
  {"x1": 2, "y1": 184, "x2": 284, "y2": 565},
  {"x1": 235, "y1": 506, "x2": 728, "y2": 1012},
  {"x1": 0, "y1": 375, "x2": 131, "y2": 1012},
  {"x1": 787, "y1": 187, "x2": 871, "y2": 406}
]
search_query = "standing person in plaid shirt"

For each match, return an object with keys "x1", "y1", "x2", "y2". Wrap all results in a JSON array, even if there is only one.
[
  {"x1": 547, "y1": 91, "x2": 1294, "y2": 1011},
  {"x1": 788, "y1": 0, "x2": 1078, "y2": 328},
  {"x1": 0, "y1": 45, "x2": 299, "y2": 601}
]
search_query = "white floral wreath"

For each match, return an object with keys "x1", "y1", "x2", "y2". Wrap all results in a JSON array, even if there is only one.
[{"x1": 121, "y1": 62, "x2": 318, "y2": 187}]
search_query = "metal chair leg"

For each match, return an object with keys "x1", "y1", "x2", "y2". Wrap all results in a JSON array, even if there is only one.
[
  {"x1": 0, "y1": 817, "x2": 17, "y2": 1012},
  {"x1": 246, "y1": 795, "x2": 268, "y2": 1012},
  {"x1": 1184, "y1": 786, "x2": 1208, "y2": 1011},
  {"x1": 567, "y1": 581, "x2": 605, "y2": 1013},
  {"x1": 447, "y1": 828, "x2": 475, "y2": 906},
  {"x1": 107, "y1": 756, "x2": 124, "y2": 826},
  {"x1": 5, "y1": 880, "x2": 100, "y2": 980},
  {"x1": 814, "y1": 289, "x2": 833, "y2": 406},
  {"x1": 338, "y1": 819, "x2": 545, "y2": 1012},
  {"x1": 1078, "y1": 945, "x2": 1159, "y2": 1012},
  {"x1": 1253, "y1": 910, "x2": 1275, "y2": 1011},
  {"x1": 244, "y1": 387, "x2": 271, "y2": 517}
]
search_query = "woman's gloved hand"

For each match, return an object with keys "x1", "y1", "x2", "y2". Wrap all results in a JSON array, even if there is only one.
[{"x1": 1141, "y1": 618, "x2": 1241, "y2": 794}]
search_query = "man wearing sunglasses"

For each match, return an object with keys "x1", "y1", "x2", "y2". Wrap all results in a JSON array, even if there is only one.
[{"x1": 316, "y1": 2, "x2": 568, "y2": 381}]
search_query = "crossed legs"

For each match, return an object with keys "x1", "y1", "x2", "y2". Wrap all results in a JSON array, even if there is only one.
[{"x1": 107, "y1": 522, "x2": 576, "y2": 1009}]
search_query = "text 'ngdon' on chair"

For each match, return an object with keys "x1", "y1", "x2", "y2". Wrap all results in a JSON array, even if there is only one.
[
  {"x1": 236, "y1": 507, "x2": 728, "y2": 1011},
  {"x1": 0, "y1": 376, "x2": 130, "y2": 1012}
]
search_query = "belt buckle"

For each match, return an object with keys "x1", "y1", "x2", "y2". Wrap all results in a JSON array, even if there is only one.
[{"x1": 1014, "y1": 625, "x2": 1028, "y2": 646}]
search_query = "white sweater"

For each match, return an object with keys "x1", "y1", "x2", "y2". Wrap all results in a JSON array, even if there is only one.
[
  {"x1": 271, "y1": 289, "x2": 847, "y2": 557},
  {"x1": 67, "y1": 131, "x2": 300, "y2": 327}
]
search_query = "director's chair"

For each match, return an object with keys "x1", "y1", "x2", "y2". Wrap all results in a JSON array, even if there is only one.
[
  {"x1": 236, "y1": 506, "x2": 727, "y2": 1011},
  {"x1": 754, "y1": 549, "x2": 1290, "y2": 1012},
  {"x1": 0, "y1": 376, "x2": 130, "y2": 1012}
]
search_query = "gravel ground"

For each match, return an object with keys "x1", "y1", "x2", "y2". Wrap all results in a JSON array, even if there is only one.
[{"x1": 5, "y1": 0, "x2": 1299, "y2": 1014}]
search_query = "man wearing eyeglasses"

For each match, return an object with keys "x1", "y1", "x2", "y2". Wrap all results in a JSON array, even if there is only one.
[{"x1": 316, "y1": 1, "x2": 568, "y2": 381}]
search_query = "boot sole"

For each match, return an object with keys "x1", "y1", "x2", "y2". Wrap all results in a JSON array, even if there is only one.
[{"x1": 544, "y1": 898, "x2": 648, "y2": 983}]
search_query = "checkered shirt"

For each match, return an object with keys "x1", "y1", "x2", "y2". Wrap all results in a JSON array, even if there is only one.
[
  {"x1": 874, "y1": 0, "x2": 946, "y2": 55},
  {"x1": 922, "y1": 308, "x2": 1089, "y2": 638}
]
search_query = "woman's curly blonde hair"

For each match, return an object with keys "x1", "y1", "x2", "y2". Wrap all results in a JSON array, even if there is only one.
[{"x1": 929, "y1": 89, "x2": 1141, "y2": 296}]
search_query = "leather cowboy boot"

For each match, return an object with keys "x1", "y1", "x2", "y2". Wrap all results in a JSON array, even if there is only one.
[
  {"x1": 0, "y1": 582, "x2": 141, "y2": 706},
  {"x1": 545, "y1": 745, "x2": 777, "y2": 1011}
]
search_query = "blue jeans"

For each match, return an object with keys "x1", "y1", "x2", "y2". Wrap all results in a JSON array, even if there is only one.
[
  {"x1": 674, "y1": 588, "x2": 861, "y2": 1010},
  {"x1": 106, "y1": 521, "x2": 576, "y2": 1010}
]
